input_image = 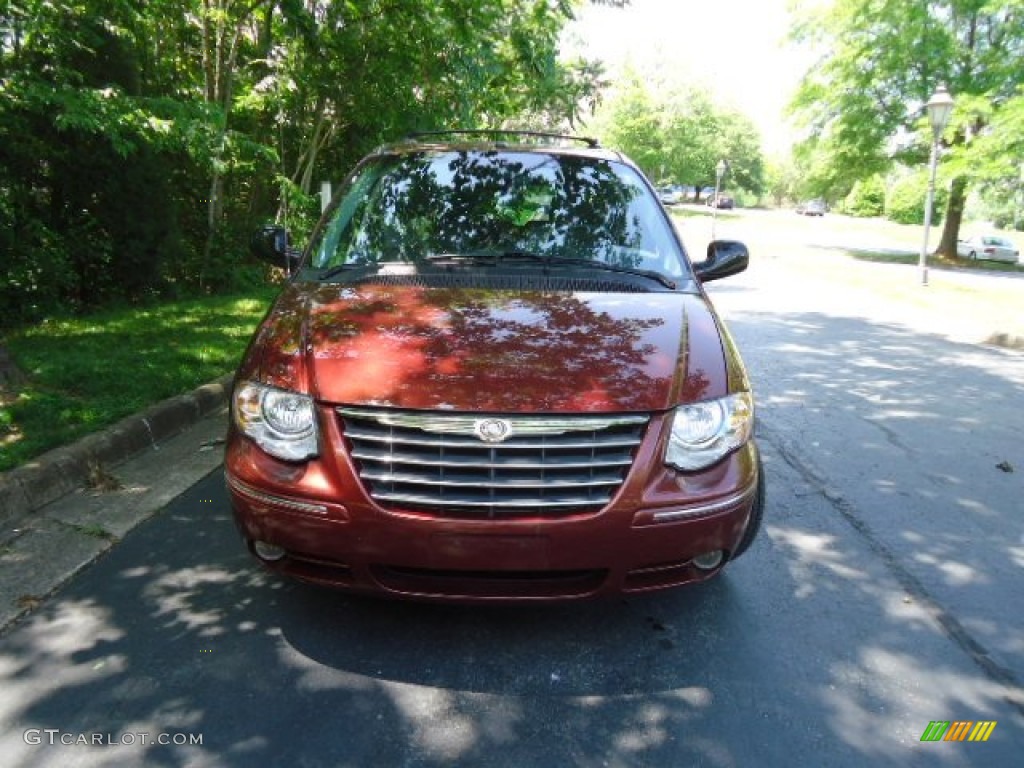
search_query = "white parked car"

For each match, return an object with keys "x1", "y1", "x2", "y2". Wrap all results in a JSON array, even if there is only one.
[
  {"x1": 956, "y1": 234, "x2": 1020, "y2": 264},
  {"x1": 657, "y1": 185, "x2": 684, "y2": 205},
  {"x1": 796, "y1": 199, "x2": 826, "y2": 216}
]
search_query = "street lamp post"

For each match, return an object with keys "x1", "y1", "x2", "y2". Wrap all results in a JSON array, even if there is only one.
[
  {"x1": 918, "y1": 85, "x2": 955, "y2": 286},
  {"x1": 1016, "y1": 162, "x2": 1024, "y2": 231},
  {"x1": 712, "y1": 158, "x2": 727, "y2": 240}
]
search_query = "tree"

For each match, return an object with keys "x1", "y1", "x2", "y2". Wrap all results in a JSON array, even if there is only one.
[
  {"x1": 0, "y1": 1, "x2": 188, "y2": 313},
  {"x1": 959, "y1": 87, "x2": 1024, "y2": 230},
  {"x1": 597, "y1": 72, "x2": 665, "y2": 177},
  {"x1": 596, "y1": 72, "x2": 765, "y2": 199},
  {"x1": 713, "y1": 108, "x2": 764, "y2": 197},
  {"x1": 1, "y1": 0, "x2": 607, "y2": 326},
  {"x1": 790, "y1": 0, "x2": 1024, "y2": 255},
  {"x1": 764, "y1": 156, "x2": 800, "y2": 207}
]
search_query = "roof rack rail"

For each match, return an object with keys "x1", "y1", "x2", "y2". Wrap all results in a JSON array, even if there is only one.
[{"x1": 405, "y1": 130, "x2": 600, "y2": 149}]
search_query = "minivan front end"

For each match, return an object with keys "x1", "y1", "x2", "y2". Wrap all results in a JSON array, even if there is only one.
[
  {"x1": 225, "y1": 136, "x2": 763, "y2": 602},
  {"x1": 225, "y1": 400, "x2": 761, "y2": 601}
]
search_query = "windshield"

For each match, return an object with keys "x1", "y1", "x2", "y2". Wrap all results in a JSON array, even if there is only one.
[{"x1": 311, "y1": 150, "x2": 688, "y2": 279}]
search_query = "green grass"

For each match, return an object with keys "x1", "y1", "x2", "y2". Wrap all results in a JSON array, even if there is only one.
[
  {"x1": 71, "y1": 523, "x2": 117, "y2": 541},
  {"x1": 0, "y1": 289, "x2": 277, "y2": 472},
  {"x1": 944, "y1": 255, "x2": 1024, "y2": 273},
  {"x1": 844, "y1": 248, "x2": 919, "y2": 266},
  {"x1": 668, "y1": 205, "x2": 739, "y2": 221},
  {"x1": 847, "y1": 248, "x2": 1024, "y2": 273}
]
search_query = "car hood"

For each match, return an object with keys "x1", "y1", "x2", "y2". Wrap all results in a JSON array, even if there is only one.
[{"x1": 243, "y1": 281, "x2": 727, "y2": 413}]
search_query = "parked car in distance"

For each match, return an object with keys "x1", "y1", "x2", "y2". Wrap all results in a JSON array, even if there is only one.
[
  {"x1": 796, "y1": 199, "x2": 826, "y2": 216},
  {"x1": 706, "y1": 194, "x2": 735, "y2": 209},
  {"x1": 658, "y1": 185, "x2": 684, "y2": 205},
  {"x1": 228, "y1": 130, "x2": 763, "y2": 603},
  {"x1": 955, "y1": 234, "x2": 1020, "y2": 264}
]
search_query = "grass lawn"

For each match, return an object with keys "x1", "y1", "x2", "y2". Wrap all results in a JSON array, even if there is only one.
[
  {"x1": 0, "y1": 289, "x2": 278, "y2": 472},
  {"x1": 849, "y1": 248, "x2": 1024, "y2": 273},
  {"x1": 667, "y1": 203, "x2": 739, "y2": 220}
]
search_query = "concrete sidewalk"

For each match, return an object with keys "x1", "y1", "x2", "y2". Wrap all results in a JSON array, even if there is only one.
[{"x1": 0, "y1": 395, "x2": 232, "y2": 634}]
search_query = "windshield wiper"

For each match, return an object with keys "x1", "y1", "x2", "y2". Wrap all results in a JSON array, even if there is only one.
[
  {"x1": 423, "y1": 251, "x2": 502, "y2": 265},
  {"x1": 318, "y1": 263, "x2": 365, "y2": 280},
  {"x1": 427, "y1": 248, "x2": 571, "y2": 264},
  {"x1": 561, "y1": 258, "x2": 676, "y2": 289},
  {"x1": 318, "y1": 255, "x2": 406, "y2": 280},
  {"x1": 424, "y1": 249, "x2": 676, "y2": 289}
]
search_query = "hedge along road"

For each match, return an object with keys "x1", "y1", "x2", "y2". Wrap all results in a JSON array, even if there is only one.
[{"x1": 0, "y1": 210, "x2": 1022, "y2": 767}]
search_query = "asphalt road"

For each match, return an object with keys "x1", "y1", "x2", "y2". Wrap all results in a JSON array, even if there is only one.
[{"x1": 1, "y1": 213, "x2": 1022, "y2": 767}]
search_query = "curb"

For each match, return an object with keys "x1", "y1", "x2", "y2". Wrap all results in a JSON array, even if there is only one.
[{"x1": 0, "y1": 373, "x2": 234, "y2": 528}]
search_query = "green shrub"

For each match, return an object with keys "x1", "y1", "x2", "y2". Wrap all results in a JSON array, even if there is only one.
[
  {"x1": 886, "y1": 172, "x2": 948, "y2": 225},
  {"x1": 844, "y1": 176, "x2": 885, "y2": 217}
]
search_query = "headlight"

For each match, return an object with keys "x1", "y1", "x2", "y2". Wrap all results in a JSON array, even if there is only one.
[
  {"x1": 665, "y1": 392, "x2": 753, "y2": 471},
  {"x1": 233, "y1": 381, "x2": 319, "y2": 461}
]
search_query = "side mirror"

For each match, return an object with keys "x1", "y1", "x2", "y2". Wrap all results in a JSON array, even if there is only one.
[
  {"x1": 250, "y1": 225, "x2": 301, "y2": 270},
  {"x1": 694, "y1": 240, "x2": 749, "y2": 283}
]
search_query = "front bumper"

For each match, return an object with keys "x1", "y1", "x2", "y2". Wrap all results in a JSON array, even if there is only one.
[{"x1": 224, "y1": 414, "x2": 762, "y2": 602}]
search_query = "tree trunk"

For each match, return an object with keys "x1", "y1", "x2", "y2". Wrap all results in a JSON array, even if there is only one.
[
  {"x1": 0, "y1": 344, "x2": 28, "y2": 391},
  {"x1": 936, "y1": 176, "x2": 967, "y2": 258}
]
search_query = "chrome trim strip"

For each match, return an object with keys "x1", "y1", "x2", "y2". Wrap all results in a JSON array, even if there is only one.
[
  {"x1": 338, "y1": 407, "x2": 649, "y2": 436},
  {"x1": 343, "y1": 428, "x2": 644, "y2": 450},
  {"x1": 359, "y1": 471, "x2": 621, "y2": 489},
  {"x1": 226, "y1": 473, "x2": 329, "y2": 516},
  {"x1": 350, "y1": 450, "x2": 632, "y2": 469},
  {"x1": 371, "y1": 491, "x2": 604, "y2": 508},
  {"x1": 650, "y1": 483, "x2": 758, "y2": 523}
]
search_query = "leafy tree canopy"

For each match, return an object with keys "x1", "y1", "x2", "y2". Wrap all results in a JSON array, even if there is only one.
[
  {"x1": 0, "y1": 0, "x2": 612, "y2": 326},
  {"x1": 594, "y1": 70, "x2": 765, "y2": 198},
  {"x1": 789, "y1": 0, "x2": 1024, "y2": 247}
]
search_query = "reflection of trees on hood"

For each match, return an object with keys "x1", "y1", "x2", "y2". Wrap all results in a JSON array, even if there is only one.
[
  {"x1": 292, "y1": 284, "x2": 710, "y2": 411},
  {"x1": 348, "y1": 151, "x2": 644, "y2": 266},
  {"x1": 454, "y1": 290, "x2": 660, "y2": 380}
]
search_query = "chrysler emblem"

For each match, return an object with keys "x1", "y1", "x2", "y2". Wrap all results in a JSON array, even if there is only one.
[{"x1": 474, "y1": 418, "x2": 512, "y2": 443}]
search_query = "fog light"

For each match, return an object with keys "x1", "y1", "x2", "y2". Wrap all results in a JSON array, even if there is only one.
[
  {"x1": 253, "y1": 540, "x2": 286, "y2": 562},
  {"x1": 692, "y1": 550, "x2": 724, "y2": 571}
]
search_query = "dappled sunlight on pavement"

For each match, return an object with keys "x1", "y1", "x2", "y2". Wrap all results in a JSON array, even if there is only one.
[{"x1": 706, "y1": 236, "x2": 1024, "y2": 738}]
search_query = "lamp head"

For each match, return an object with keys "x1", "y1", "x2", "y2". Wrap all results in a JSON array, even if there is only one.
[{"x1": 926, "y1": 85, "x2": 954, "y2": 135}]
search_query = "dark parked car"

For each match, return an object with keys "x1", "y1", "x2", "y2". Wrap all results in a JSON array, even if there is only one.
[
  {"x1": 706, "y1": 194, "x2": 735, "y2": 209},
  {"x1": 227, "y1": 130, "x2": 764, "y2": 602}
]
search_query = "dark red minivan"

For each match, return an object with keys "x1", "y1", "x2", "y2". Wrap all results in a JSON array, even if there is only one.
[{"x1": 225, "y1": 132, "x2": 763, "y2": 602}]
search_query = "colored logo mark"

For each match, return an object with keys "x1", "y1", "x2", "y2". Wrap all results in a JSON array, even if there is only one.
[{"x1": 920, "y1": 721, "x2": 996, "y2": 742}]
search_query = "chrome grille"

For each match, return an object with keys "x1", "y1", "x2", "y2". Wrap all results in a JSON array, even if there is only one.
[{"x1": 338, "y1": 407, "x2": 650, "y2": 518}]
